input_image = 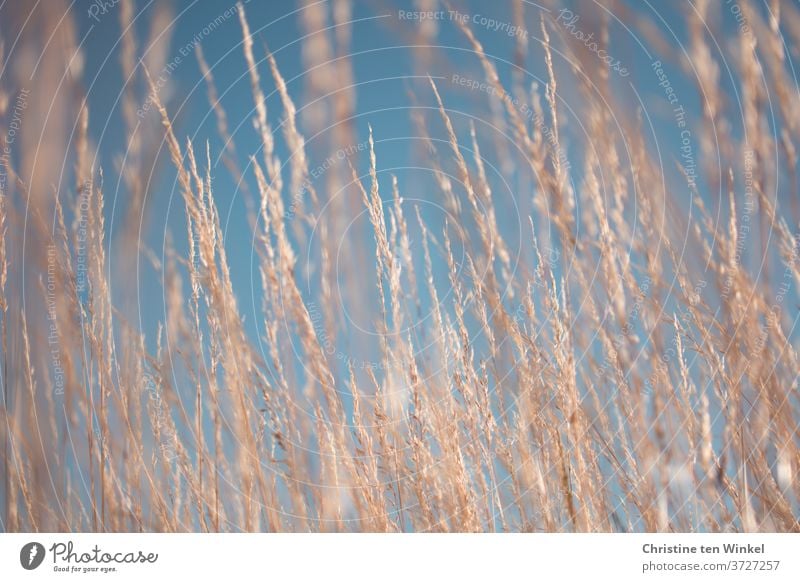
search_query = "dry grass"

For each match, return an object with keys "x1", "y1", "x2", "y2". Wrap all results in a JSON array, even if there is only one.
[{"x1": 0, "y1": 0, "x2": 798, "y2": 532}]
